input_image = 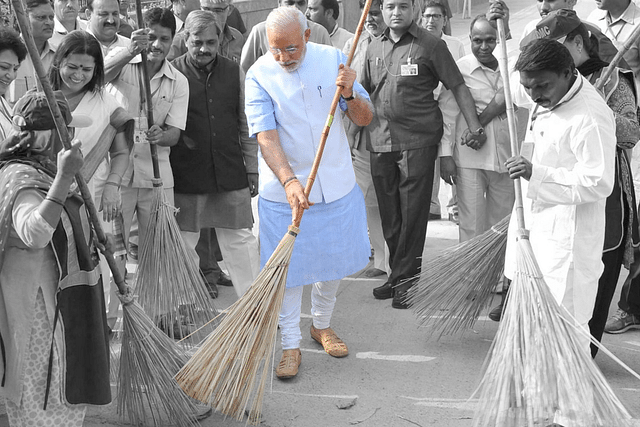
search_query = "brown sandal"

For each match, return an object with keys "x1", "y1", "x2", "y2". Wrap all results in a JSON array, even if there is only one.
[
  {"x1": 276, "y1": 349, "x2": 301, "y2": 379},
  {"x1": 310, "y1": 325, "x2": 349, "y2": 358}
]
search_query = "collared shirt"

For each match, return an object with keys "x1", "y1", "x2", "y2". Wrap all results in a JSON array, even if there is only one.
[
  {"x1": 441, "y1": 34, "x2": 465, "y2": 60},
  {"x1": 245, "y1": 42, "x2": 370, "y2": 204},
  {"x1": 440, "y1": 54, "x2": 510, "y2": 172},
  {"x1": 588, "y1": 2, "x2": 640, "y2": 84},
  {"x1": 7, "y1": 40, "x2": 56, "y2": 105},
  {"x1": 361, "y1": 21, "x2": 465, "y2": 152},
  {"x1": 86, "y1": 27, "x2": 131, "y2": 58},
  {"x1": 240, "y1": 19, "x2": 331, "y2": 73},
  {"x1": 168, "y1": 24, "x2": 244, "y2": 62},
  {"x1": 174, "y1": 14, "x2": 184, "y2": 33},
  {"x1": 50, "y1": 17, "x2": 87, "y2": 48},
  {"x1": 329, "y1": 24, "x2": 353, "y2": 51},
  {"x1": 106, "y1": 59, "x2": 189, "y2": 188}
]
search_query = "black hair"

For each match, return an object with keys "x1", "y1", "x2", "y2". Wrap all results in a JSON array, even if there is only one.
[
  {"x1": 469, "y1": 13, "x2": 489, "y2": 33},
  {"x1": 565, "y1": 22, "x2": 600, "y2": 60},
  {"x1": 515, "y1": 38, "x2": 575, "y2": 75},
  {"x1": 0, "y1": 27, "x2": 27, "y2": 63},
  {"x1": 144, "y1": 7, "x2": 177, "y2": 37},
  {"x1": 87, "y1": 0, "x2": 120, "y2": 12},
  {"x1": 424, "y1": 1, "x2": 446, "y2": 17},
  {"x1": 320, "y1": 0, "x2": 339, "y2": 19},
  {"x1": 48, "y1": 30, "x2": 105, "y2": 93}
]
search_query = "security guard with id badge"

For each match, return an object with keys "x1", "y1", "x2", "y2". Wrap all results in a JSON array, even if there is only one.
[{"x1": 361, "y1": 0, "x2": 486, "y2": 309}]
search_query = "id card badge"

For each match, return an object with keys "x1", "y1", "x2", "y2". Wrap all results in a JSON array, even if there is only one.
[
  {"x1": 134, "y1": 116, "x2": 148, "y2": 144},
  {"x1": 400, "y1": 63, "x2": 418, "y2": 76},
  {"x1": 520, "y1": 128, "x2": 535, "y2": 162}
]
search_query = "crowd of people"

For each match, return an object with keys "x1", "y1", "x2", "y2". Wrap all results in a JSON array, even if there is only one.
[{"x1": 0, "y1": 0, "x2": 640, "y2": 423}]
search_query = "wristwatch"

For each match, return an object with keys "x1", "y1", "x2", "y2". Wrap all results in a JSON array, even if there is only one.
[{"x1": 342, "y1": 91, "x2": 357, "y2": 101}]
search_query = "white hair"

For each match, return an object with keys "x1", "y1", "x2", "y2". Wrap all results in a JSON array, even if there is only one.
[{"x1": 266, "y1": 6, "x2": 308, "y2": 37}]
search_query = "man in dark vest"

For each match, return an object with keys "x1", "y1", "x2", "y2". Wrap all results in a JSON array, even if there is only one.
[{"x1": 171, "y1": 10, "x2": 260, "y2": 298}]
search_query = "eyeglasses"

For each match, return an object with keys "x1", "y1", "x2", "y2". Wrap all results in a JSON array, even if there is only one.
[
  {"x1": 422, "y1": 13, "x2": 443, "y2": 20},
  {"x1": 269, "y1": 46, "x2": 299, "y2": 55},
  {"x1": 201, "y1": 5, "x2": 229, "y2": 13},
  {"x1": 31, "y1": 14, "x2": 55, "y2": 22}
]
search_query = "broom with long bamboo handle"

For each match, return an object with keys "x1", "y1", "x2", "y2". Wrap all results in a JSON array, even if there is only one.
[
  {"x1": 175, "y1": 1, "x2": 373, "y2": 423},
  {"x1": 472, "y1": 18, "x2": 633, "y2": 426},
  {"x1": 130, "y1": 0, "x2": 217, "y2": 343},
  {"x1": 10, "y1": 1, "x2": 201, "y2": 426},
  {"x1": 114, "y1": 3, "x2": 219, "y2": 425}
]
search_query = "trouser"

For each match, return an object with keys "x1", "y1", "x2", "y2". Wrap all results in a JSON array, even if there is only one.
[
  {"x1": 430, "y1": 162, "x2": 441, "y2": 216},
  {"x1": 618, "y1": 264, "x2": 640, "y2": 315},
  {"x1": 370, "y1": 146, "x2": 438, "y2": 287},
  {"x1": 279, "y1": 280, "x2": 341, "y2": 350},
  {"x1": 181, "y1": 227, "x2": 260, "y2": 297},
  {"x1": 195, "y1": 228, "x2": 224, "y2": 284},
  {"x1": 589, "y1": 245, "x2": 625, "y2": 357},
  {"x1": 352, "y1": 142, "x2": 389, "y2": 272},
  {"x1": 456, "y1": 168, "x2": 514, "y2": 242},
  {"x1": 98, "y1": 186, "x2": 175, "y2": 329}
]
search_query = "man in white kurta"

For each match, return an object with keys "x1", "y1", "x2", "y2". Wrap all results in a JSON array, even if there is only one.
[{"x1": 504, "y1": 39, "x2": 616, "y2": 356}]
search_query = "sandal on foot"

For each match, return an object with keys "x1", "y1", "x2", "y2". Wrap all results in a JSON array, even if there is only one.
[
  {"x1": 276, "y1": 349, "x2": 301, "y2": 379},
  {"x1": 310, "y1": 325, "x2": 349, "y2": 357}
]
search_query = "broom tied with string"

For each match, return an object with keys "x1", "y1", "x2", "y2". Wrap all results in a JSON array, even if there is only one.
[
  {"x1": 9, "y1": 1, "x2": 201, "y2": 425},
  {"x1": 174, "y1": 2, "x2": 374, "y2": 424},
  {"x1": 130, "y1": 1, "x2": 217, "y2": 345},
  {"x1": 472, "y1": 17, "x2": 634, "y2": 426},
  {"x1": 407, "y1": 17, "x2": 640, "y2": 337}
]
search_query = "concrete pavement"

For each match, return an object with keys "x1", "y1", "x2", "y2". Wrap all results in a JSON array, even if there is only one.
[{"x1": 3, "y1": 1, "x2": 640, "y2": 426}]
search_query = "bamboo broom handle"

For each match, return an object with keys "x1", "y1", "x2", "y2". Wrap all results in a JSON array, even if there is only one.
[
  {"x1": 133, "y1": 1, "x2": 162, "y2": 183},
  {"x1": 11, "y1": 0, "x2": 128, "y2": 293},
  {"x1": 595, "y1": 23, "x2": 640, "y2": 91},
  {"x1": 496, "y1": 18, "x2": 527, "y2": 232},
  {"x1": 292, "y1": 0, "x2": 373, "y2": 227}
]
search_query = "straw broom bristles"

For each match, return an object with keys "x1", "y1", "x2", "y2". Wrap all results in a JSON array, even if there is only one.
[
  {"x1": 175, "y1": 225, "x2": 299, "y2": 424},
  {"x1": 134, "y1": 184, "x2": 218, "y2": 343},
  {"x1": 473, "y1": 236, "x2": 633, "y2": 427},
  {"x1": 117, "y1": 288, "x2": 201, "y2": 427},
  {"x1": 7, "y1": 1, "x2": 207, "y2": 425},
  {"x1": 407, "y1": 214, "x2": 509, "y2": 336}
]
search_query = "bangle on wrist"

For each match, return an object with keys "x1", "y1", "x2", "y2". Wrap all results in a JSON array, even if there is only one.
[
  {"x1": 45, "y1": 196, "x2": 65, "y2": 207},
  {"x1": 282, "y1": 176, "x2": 298, "y2": 186}
]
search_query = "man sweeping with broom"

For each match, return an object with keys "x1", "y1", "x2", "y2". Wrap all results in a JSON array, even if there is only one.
[
  {"x1": 245, "y1": 6, "x2": 373, "y2": 379},
  {"x1": 493, "y1": 35, "x2": 617, "y2": 359}
]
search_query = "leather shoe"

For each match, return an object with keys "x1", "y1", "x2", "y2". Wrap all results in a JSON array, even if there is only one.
[
  {"x1": 373, "y1": 282, "x2": 393, "y2": 299},
  {"x1": 392, "y1": 287, "x2": 410, "y2": 309},
  {"x1": 218, "y1": 271, "x2": 233, "y2": 287},
  {"x1": 276, "y1": 349, "x2": 301, "y2": 379}
]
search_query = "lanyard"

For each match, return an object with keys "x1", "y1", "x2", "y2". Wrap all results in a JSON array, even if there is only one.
[
  {"x1": 382, "y1": 37, "x2": 415, "y2": 77},
  {"x1": 136, "y1": 68, "x2": 161, "y2": 117}
]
